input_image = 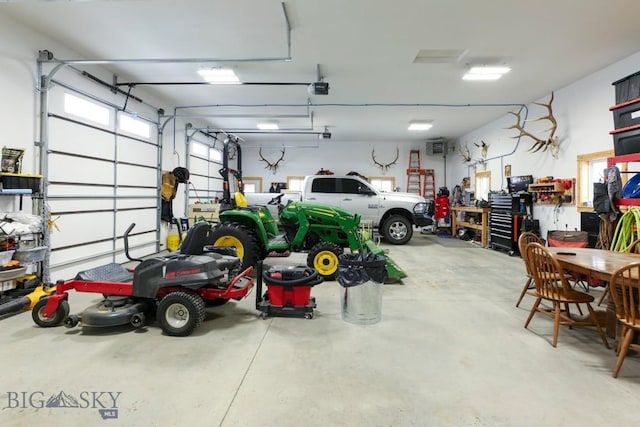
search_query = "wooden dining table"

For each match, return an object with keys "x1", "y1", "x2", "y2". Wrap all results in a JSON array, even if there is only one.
[{"x1": 548, "y1": 247, "x2": 640, "y2": 338}]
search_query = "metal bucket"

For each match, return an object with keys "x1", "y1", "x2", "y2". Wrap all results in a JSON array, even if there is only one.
[
  {"x1": 340, "y1": 280, "x2": 383, "y2": 325},
  {"x1": 337, "y1": 253, "x2": 387, "y2": 325}
]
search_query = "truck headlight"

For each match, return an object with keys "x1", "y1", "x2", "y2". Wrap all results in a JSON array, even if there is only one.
[{"x1": 413, "y1": 202, "x2": 427, "y2": 214}]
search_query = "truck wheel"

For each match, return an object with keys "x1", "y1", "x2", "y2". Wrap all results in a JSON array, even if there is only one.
[
  {"x1": 307, "y1": 242, "x2": 343, "y2": 281},
  {"x1": 157, "y1": 291, "x2": 205, "y2": 337},
  {"x1": 32, "y1": 298, "x2": 70, "y2": 328},
  {"x1": 208, "y1": 222, "x2": 262, "y2": 271},
  {"x1": 382, "y1": 215, "x2": 413, "y2": 245}
]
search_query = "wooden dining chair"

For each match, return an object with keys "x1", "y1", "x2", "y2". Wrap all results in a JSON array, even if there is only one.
[
  {"x1": 608, "y1": 261, "x2": 640, "y2": 378},
  {"x1": 516, "y1": 232, "x2": 543, "y2": 308},
  {"x1": 516, "y1": 232, "x2": 583, "y2": 315},
  {"x1": 524, "y1": 242, "x2": 609, "y2": 348},
  {"x1": 598, "y1": 238, "x2": 640, "y2": 306}
]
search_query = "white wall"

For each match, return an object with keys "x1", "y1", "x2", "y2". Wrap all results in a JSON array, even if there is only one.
[
  {"x1": 240, "y1": 141, "x2": 448, "y2": 194},
  {"x1": 451, "y1": 50, "x2": 640, "y2": 238}
]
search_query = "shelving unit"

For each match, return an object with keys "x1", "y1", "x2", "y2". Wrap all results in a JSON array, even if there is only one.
[
  {"x1": 528, "y1": 179, "x2": 575, "y2": 204},
  {"x1": 0, "y1": 190, "x2": 43, "y2": 300},
  {"x1": 451, "y1": 206, "x2": 490, "y2": 247},
  {"x1": 608, "y1": 152, "x2": 640, "y2": 207}
]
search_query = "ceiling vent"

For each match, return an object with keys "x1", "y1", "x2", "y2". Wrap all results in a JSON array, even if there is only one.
[{"x1": 413, "y1": 49, "x2": 467, "y2": 64}]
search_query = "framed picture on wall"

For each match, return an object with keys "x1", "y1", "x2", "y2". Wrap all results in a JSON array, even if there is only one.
[{"x1": 505, "y1": 164, "x2": 511, "y2": 177}]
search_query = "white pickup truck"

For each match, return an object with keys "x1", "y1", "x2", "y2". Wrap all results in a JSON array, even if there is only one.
[{"x1": 245, "y1": 175, "x2": 433, "y2": 245}]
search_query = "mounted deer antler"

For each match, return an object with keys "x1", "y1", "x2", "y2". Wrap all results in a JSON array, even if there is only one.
[
  {"x1": 459, "y1": 144, "x2": 472, "y2": 163},
  {"x1": 372, "y1": 147, "x2": 399, "y2": 172},
  {"x1": 506, "y1": 92, "x2": 559, "y2": 158},
  {"x1": 258, "y1": 146, "x2": 285, "y2": 173}
]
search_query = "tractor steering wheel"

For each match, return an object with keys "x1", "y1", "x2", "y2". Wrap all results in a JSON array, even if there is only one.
[{"x1": 268, "y1": 193, "x2": 285, "y2": 206}]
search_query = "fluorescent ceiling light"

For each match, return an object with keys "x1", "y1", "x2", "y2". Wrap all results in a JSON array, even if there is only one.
[
  {"x1": 462, "y1": 73, "x2": 503, "y2": 81},
  {"x1": 197, "y1": 68, "x2": 241, "y2": 84},
  {"x1": 463, "y1": 65, "x2": 510, "y2": 81},
  {"x1": 408, "y1": 121, "x2": 433, "y2": 131},
  {"x1": 469, "y1": 66, "x2": 511, "y2": 74},
  {"x1": 257, "y1": 122, "x2": 279, "y2": 130}
]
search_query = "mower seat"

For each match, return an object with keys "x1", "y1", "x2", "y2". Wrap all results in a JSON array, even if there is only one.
[
  {"x1": 179, "y1": 221, "x2": 211, "y2": 256},
  {"x1": 75, "y1": 262, "x2": 134, "y2": 283}
]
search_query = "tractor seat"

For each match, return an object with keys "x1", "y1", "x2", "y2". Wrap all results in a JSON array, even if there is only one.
[{"x1": 234, "y1": 191, "x2": 248, "y2": 208}]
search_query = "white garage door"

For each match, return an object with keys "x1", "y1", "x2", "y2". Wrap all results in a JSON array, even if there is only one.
[{"x1": 44, "y1": 76, "x2": 161, "y2": 281}]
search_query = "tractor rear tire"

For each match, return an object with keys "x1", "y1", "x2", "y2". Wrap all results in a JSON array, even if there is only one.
[
  {"x1": 32, "y1": 298, "x2": 70, "y2": 328},
  {"x1": 307, "y1": 242, "x2": 343, "y2": 281},
  {"x1": 382, "y1": 215, "x2": 413, "y2": 245},
  {"x1": 208, "y1": 222, "x2": 262, "y2": 271},
  {"x1": 157, "y1": 291, "x2": 206, "y2": 337}
]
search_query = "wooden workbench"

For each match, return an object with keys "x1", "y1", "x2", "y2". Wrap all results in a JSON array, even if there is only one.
[{"x1": 451, "y1": 206, "x2": 491, "y2": 247}]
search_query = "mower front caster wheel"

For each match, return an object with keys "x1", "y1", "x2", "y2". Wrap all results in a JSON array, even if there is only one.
[
  {"x1": 157, "y1": 291, "x2": 206, "y2": 337},
  {"x1": 64, "y1": 314, "x2": 80, "y2": 328},
  {"x1": 305, "y1": 313, "x2": 313, "y2": 319},
  {"x1": 131, "y1": 313, "x2": 145, "y2": 328},
  {"x1": 32, "y1": 298, "x2": 70, "y2": 328}
]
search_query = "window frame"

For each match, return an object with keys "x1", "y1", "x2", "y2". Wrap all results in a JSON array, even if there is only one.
[
  {"x1": 369, "y1": 176, "x2": 396, "y2": 192},
  {"x1": 286, "y1": 176, "x2": 305, "y2": 192},
  {"x1": 475, "y1": 171, "x2": 491, "y2": 201},
  {"x1": 242, "y1": 176, "x2": 262, "y2": 193},
  {"x1": 576, "y1": 149, "x2": 615, "y2": 212}
]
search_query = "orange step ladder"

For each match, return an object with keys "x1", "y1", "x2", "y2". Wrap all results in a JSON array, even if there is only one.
[
  {"x1": 406, "y1": 150, "x2": 425, "y2": 195},
  {"x1": 423, "y1": 168, "x2": 435, "y2": 201}
]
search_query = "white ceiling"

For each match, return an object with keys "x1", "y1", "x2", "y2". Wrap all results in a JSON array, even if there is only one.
[{"x1": 4, "y1": 0, "x2": 640, "y2": 145}]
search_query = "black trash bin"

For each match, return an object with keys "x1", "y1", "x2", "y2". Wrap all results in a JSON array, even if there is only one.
[{"x1": 337, "y1": 253, "x2": 388, "y2": 325}]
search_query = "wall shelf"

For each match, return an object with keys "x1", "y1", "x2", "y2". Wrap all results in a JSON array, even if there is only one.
[{"x1": 528, "y1": 179, "x2": 575, "y2": 204}]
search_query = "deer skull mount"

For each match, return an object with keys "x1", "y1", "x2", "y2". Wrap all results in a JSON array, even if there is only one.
[
  {"x1": 372, "y1": 147, "x2": 399, "y2": 172},
  {"x1": 258, "y1": 146, "x2": 285, "y2": 174},
  {"x1": 507, "y1": 92, "x2": 560, "y2": 158},
  {"x1": 474, "y1": 140, "x2": 488, "y2": 159}
]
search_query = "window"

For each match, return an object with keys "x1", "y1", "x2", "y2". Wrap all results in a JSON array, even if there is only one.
[
  {"x1": 341, "y1": 178, "x2": 365, "y2": 194},
  {"x1": 209, "y1": 148, "x2": 222, "y2": 162},
  {"x1": 475, "y1": 171, "x2": 491, "y2": 201},
  {"x1": 191, "y1": 141, "x2": 208, "y2": 158},
  {"x1": 576, "y1": 150, "x2": 614, "y2": 212},
  {"x1": 369, "y1": 176, "x2": 395, "y2": 192},
  {"x1": 64, "y1": 93, "x2": 110, "y2": 126},
  {"x1": 311, "y1": 177, "x2": 336, "y2": 193},
  {"x1": 287, "y1": 176, "x2": 305, "y2": 192},
  {"x1": 118, "y1": 112, "x2": 151, "y2": 139},
  {"x1": 242, "y1": 177, "x2": 262, "y2": 193}
]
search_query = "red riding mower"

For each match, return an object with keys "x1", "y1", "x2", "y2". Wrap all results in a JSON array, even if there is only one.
[{"x1": 32, "y1": 221, "x2": 254, "y2": 336}]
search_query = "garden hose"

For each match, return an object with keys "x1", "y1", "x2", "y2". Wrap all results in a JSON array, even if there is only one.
[
  {"x1": 596, "y1": 215, "x2": 613, "y2": 250},
  {"x1": 610, "y1": 207, "x2": 640, "y2": 252}
]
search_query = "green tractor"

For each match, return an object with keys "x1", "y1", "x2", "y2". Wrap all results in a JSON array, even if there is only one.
[
  {"x1": 201, "y1": 136, "x2": 405, "y2": 281},
  {"x1": 207, "y1": 193, "x2": 406, "y2": 281}
]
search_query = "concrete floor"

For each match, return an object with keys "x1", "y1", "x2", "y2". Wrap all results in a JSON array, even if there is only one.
[{"x1": 1, "y1": 233, "x2": 639, "y2": 426}]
